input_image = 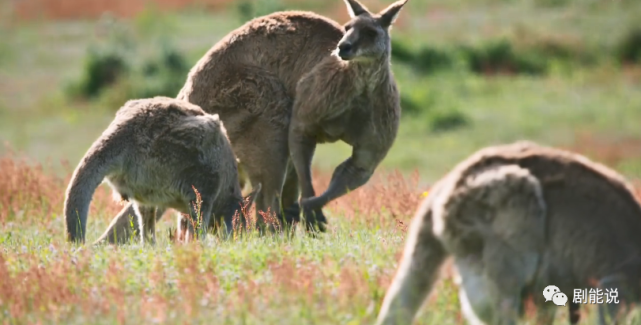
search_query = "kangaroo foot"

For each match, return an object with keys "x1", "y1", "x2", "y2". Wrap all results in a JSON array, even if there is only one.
[{"x1": 300, "y1": 198, "x2": 328, "y2": 234}]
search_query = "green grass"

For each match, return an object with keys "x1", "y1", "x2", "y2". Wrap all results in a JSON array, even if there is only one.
[
  {"x1": 2, "y1": 197, "x2": 638, "y2": 324},
  {"x1": 0, "y1": 211, "x2": 601, "y2": 324}
]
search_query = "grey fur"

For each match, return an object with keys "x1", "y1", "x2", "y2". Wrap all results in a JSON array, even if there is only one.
[
  {"x1": 94, "y1": 157, "x2": 253, "y2": 245},
  {"x1": 376, "y1": 141, "x2": 641, "y2": 325},
  {"x1": 64, "y1": 97, "x2": 259, "y2": 244}
]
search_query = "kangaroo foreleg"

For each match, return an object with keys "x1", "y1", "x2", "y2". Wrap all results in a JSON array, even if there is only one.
[{"x1": 301, "y1": 145, "x2": 382, "y2": 229}]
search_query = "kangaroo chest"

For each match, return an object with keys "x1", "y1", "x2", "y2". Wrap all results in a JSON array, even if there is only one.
[
  {"x1": 315, "y1": 107, "x2": 371, "y2": 145},
  {"x1": 315, "y1": 90, "x2": 388, "y2": 145}
]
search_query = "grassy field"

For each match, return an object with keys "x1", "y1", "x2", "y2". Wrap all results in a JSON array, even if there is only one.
[
  {"x1": 2, "y1": 0, "x2": 641, "y2": 323},
  {"x1": 4, "y1": 153, "x2": 636, "y2": 324}
]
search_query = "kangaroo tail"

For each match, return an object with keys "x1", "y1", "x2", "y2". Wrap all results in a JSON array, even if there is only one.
[{"x1": 64, "y1": 131, "x2": 123, "y2": 243}]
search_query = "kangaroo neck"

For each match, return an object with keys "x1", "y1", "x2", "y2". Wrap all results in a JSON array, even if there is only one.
[{"x1": 346, "y1": 56, "x2": 391, "y2": 89}]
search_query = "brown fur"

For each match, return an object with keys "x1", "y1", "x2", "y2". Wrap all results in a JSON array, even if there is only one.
[
  {"x1": 64, "y1": 97, "x2": 259, "y2": 244},
  {"x1": 376, "y1": 141, "x2": 641, "y2": 325},
  {"x1": 99, "y1": 0, "x2": 409, "y2": 237},
  {"x1": 289, "y1": 0, "x2": 407, "y2": 232}
]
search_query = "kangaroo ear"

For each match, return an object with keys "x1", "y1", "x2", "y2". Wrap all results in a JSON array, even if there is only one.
[
  {"x1": 377, "y1": 0, "x2": 409, "y2": 28},
  {"x1": 343, "y1": 0, "x2": 370, "y2": 18}
]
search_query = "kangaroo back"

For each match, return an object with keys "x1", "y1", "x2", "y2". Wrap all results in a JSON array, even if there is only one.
[{"x1": 178, "y1": 11, "x2": 344, "y2": 101}]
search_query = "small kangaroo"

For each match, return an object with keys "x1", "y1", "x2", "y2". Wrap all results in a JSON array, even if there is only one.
[
  {"x1": 97, "y1": 0, "x2": 408, "y2": 239},
  {"x1": 376, "y1": 141, "x2": 641, "y2": 325},
  {"x1": 64, "y1": 97, "x2": 259, "y2": 244},
  {"x1": 94, "y1": 155, "x2": 252, "y2": 245}
]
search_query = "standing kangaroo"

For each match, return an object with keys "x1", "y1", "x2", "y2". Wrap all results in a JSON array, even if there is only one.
[
  {"x1": 376, "y1": 141, "x2": 641, "y2": 325},
  {"x1": 97, "y1": 0, "x2": 408, "y2": 241},
  {"x1": 64, "y1": 97, "x2": 259, "y2": 244}
]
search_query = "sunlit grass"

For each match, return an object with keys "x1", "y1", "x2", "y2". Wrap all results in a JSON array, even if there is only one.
[{"x1": 1, "y1": 152, "x2": 638, "y2": 324}]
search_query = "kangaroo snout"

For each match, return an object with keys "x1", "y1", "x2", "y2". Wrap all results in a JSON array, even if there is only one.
[{"x1": 337, "y1": 42, "x2": 354, "y2": 60}]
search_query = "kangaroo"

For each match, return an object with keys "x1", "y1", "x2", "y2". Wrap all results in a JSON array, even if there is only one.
[
  {"x1": 64, "y1": 96, "x2": 260, "y2": 244},
  {"x1": 96, "y1": 0, "x2": 408, "y2": 239},
  {"x1": 94, "y1": 155, "x2": 252, "y2": 245},
  {"x1": 376, "y1": 141, "x2": 641, "y2": 325}
]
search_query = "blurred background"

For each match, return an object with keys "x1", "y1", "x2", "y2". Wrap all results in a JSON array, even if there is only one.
[{"x1": 1, "y1": 0, "x2": 641, "y2": 183}]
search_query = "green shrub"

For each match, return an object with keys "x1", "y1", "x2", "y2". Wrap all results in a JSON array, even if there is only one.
[
  {"x1": 414, "y1": 46, "x2": 454, "y2": 73},
  {"x1": 65, "y1": 46, "x2": 129, "y2": 99},
  {"x1": 400, "y1": 94, "x2": 421, "y2": 115},
  {"x1": 393, "y1": 38, "x2": 558, "y2": 77},
  {"x1": 392, "y1": 39, "x2": 454, "y2": 74},
  {"x1": 461, "y1": 40, "x2": 547, "y2": 76},
  {"x1": 64, "y1": 17, "x2": 136, "y2": 100},
  {"x1": 617, "y1": 27, "x2": 641, "y2": 64},
  {"x1": 428, "y1": 107, "x2": 469, "y2": 133},
  {"x1": 400, "y1": 87, "x2": 438, "y2": 116},
  {"x1": 399, "y1": 85, "x2": 470, "y2": 133},
  {"x1": 66, "y1": 37, "x2": 190, "y2": 107},
  {"x1": 135, "y1": 40, "x2": 190, "y2": 98},
  {"x1": 391, "y1": 39, "x2": 416, "y2": 64}
]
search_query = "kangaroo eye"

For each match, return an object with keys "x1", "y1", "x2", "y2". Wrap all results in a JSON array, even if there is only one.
[
  {"x1": 362, "y1": 28, "x2": 378, "y2": 38},
  {"x1": 344, "y1": 24, "x2": 352, "y2": 32}
]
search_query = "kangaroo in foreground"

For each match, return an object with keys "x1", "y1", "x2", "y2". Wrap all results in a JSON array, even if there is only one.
[
  {"x1": 64, "y1": 97, "x2": 259, "y2": 244},
  {"x1": 97, "y1": 0, "x2": 407, "y2": 239},
  {"x1": 376, "y1": 141, "x2": 641, "y2": 325}
]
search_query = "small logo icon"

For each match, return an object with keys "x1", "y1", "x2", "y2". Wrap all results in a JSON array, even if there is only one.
[
  {"x1": 543, "y1": 285, "x2": 561, "y2": 302},
  {"x1": 552, "y1": 292, "x2": 568, "y2": 306}
]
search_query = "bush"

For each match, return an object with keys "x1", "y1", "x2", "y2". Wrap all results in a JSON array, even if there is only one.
[
  {"x1": 428, "y1": 107, "x2": 469, "y2": 133},
  {"x1": 135, "y1": 40, "x2": 190, "y2": 98},
  {"x1": 400, "y1": 94, "x2": 421, "y2": 115},
  {"x1": 399, "y1": 87, "x2": 470, "y2": 133},
  {"x1": 461, "y1": 40, "x2": 547, "y2": 76},
  {"x1": 399, "y1": 87, "x2": 438, "y2": 116},
  {"x1": 391, "y1": 39, "x2": 416, "y2": 64},
  {"x1": 65, "y1": 46, "x2": 129, "y2": 99},
  {"x1": 391, "y1": 39, "x2": 454, "y2": 74},
  {"x1": 617, "y1": 27, "x2": 641, "y2": 64},
  {"x1": 414, "y1": 46, "x2": 454, "y2": 73},
  {"x1": 66, "y1": 34, "x2": 191, "y2": 107},
  {"x1": 393, "y1": 38, "x2": 556, "y2": 77}
]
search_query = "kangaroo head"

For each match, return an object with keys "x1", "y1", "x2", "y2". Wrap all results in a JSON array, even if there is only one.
[{"x1": 336, "y1": 0, "x2": 409, "y2": 61}]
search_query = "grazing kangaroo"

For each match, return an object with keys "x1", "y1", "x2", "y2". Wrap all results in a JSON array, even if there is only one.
[
  {"x1": 96, "y1": 0, "x2": 408, "y2": 240},
  {"x1": 64, "y1": 97, "x2": 259, "y2": 244},
  {"x1": 95, "y1": 156, "x2": 252, "y2": 245},
  {"x1": 376, "y1": 141, "x2": 641, "y2": 325}
]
